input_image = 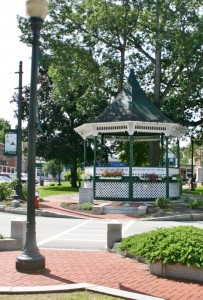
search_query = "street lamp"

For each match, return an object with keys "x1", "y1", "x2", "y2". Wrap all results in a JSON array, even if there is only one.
[{"x1": 16, "y1": 0, "x2": 48, "y2": 272}]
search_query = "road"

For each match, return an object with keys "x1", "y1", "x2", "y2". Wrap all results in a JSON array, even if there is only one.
[{"x1": 1, "y1": 212, "x2": 203, "y2": 250}]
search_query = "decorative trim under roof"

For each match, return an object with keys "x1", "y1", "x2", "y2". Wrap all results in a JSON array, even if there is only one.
[{"x1": 75, "y1": 120, "x2": 186, "y2": 140}]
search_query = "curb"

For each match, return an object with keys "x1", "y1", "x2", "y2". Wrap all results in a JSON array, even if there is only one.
[
  {"x1": 0, "y1": 283, "x2": 165, "y2": 300},
  {"x1": 2, "y1": 204, "x2": 203, "y2": 222},
  {"x1": 143, "y1": 213, "x2": 203, "y2": 221}
]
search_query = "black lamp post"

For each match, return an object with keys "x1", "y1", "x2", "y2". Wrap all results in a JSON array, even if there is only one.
[
  {"x1": 190, "y1": 135, "x2": 195, "y2": 191},
  {"x1": 16, "y1": 0, "x2": 48, "y2": 272},
  {"x1": 15, "y1": 61, "x2": 23, "y2": 200}
]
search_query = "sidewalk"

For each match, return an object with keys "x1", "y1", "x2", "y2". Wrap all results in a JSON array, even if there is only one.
[{"x1": 1, "y1": 194, "x2": 203, "y2": 300}]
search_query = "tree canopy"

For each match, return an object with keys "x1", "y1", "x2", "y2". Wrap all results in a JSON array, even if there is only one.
[
  {"x1": 0, "y1": 118, "x2": 11, "y2": 144},
  {"x1": 16, "y1": 0, "x2": 203, "y2": 177}
]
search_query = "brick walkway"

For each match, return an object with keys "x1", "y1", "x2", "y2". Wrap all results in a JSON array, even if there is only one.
[
  {"x1": 1, "y1": 194, "x2": 203, "y2": 299},
  {"x1": 1, "y1": 250, "x2": 203, "y2": 300}
]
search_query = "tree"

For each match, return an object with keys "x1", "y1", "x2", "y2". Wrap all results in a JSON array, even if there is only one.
[
  {"x1": 0, "y1": 118, "x2": 11, "y2": 144},
  {"x1": 17, "y1": 0, "x2": 203, "y2": 167},
  {"x1": 43, "y1": 159, "x2": 64, "y2": 178}
]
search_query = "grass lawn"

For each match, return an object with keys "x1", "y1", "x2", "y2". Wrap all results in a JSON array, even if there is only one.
[
  {"x1": 0, "y1": 292, "x2": 122, "y2": 300},
  {"x1": 38, "y1": 181, "x2": 79, "y2": 198},
  {"x1": 183, "y1": 185, "x2": 203, "y2": 195}
]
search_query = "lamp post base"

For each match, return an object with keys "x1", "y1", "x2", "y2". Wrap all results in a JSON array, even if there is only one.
[{"x1": 16, "y1": 251, "x2": 45, "y2": 272}]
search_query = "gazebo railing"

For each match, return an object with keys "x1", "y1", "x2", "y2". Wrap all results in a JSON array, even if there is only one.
[{"x1": 85, "y1": 166, "x2": 179, "y2": 177}]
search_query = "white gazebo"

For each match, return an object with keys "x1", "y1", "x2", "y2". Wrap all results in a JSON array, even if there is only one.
[{"x1": 75, "y1": 69, "x2": 186, "y2": 201}]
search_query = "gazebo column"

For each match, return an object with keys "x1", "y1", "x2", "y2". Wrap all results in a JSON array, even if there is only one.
[
  {"x1": 93, "y1": 136, "x2": 97, "y2": 198},
  {"x1": 165, "y1": 136, "x2": 169, "y2": 198},
  {"x1": 161, "y1": 134, "x2": 164, "y2": 167},
  {"x1": 83, "y1": 139, "x2": 87, "y2": 169},
  {"x1": 177, "y1": 139, "x2": 180, "y2": 168},
  {"x1": 129, "y1": 135, "x2": 133, "y2": 201},
  {"x1": 101, "y1": 134, "x2": 104, "y2": 164}
]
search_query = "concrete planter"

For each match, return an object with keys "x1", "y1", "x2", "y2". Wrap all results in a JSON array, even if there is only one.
[
  {"x1": 79, "y1": 187, "x2": 93, "y2": 204},
  {"x1": 149, "y1": 260, "x2": 203, "y2": 283},
  {"x1": 92, "y1": 205, "x2": 103, "y2": 215},
  {"x1": 0, "y1": 238, "x2": 22, "y2": 251}
]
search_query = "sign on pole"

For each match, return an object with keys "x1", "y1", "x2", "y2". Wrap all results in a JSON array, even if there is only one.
[{"x1": 4, "y1": 130, "x2": 18, "y2": 156}]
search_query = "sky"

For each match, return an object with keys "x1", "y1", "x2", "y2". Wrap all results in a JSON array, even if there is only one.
[{"x1": 0, "y1": 1, "x2": 32, "y2": 128}]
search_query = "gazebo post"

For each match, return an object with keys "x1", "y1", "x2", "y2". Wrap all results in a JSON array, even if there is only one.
[
  {"x1": 93, "y1": 136, "x2": 97, "y2": 197},
  {"x1": 129, "y1": 135, "x2": 133, "y2": 201},
  {"x1": 177, "y1": 139, "x2": 180, "y2": 169},
  {"x1": 165, "y1": 136, "x2": 169, "y2": 198},
  {"x1": 101, "y1": 134, "x2": 104, "y2": 164},
  {"x1": 83, "y1": 139, "x2": 87, "y2": 170},
  {"x1": 161, "y1": 134, "x2": 164, "y2": 167}
]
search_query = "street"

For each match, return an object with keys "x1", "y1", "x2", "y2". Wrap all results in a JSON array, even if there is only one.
[{"x1": 1, "y1": 212, "x2": 203, "y2": 250}]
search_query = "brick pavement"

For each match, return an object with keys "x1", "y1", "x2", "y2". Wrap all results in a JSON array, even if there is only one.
[
  {"x1": 1, "y1": 194, "x2": 203, "y2": 299},
  {"x1": 0, "y1": 250, "x2": 203, "y2": 299}
]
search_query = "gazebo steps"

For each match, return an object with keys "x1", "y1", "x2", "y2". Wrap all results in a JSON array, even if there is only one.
[{"x1": 103, "y1": 205, "x2": 139, "y2": 215}]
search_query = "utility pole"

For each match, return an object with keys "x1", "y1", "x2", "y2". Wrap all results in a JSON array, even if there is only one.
[{"x1": 15, "y1": 61, "x2": 23, "y2": 199}]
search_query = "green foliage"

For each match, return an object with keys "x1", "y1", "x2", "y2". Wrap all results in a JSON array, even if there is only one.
[
  {"x1": 184, "y1": 198, "x2": 202, "y2": 209},
  {"x1": 22, "y1": 184, "x2": 28, "y2": 201},
  {"x1": 155, "y1": 197, "x2": 170, "y2": 208},
  {"x1": 64, "y1": 171, "x2": 71, "y2": 181},
  {"x1": 0, "y1": 234, "x2": 4, "y2": 239},
  {"x1": 119, "y1": 226, "x2": 203, "y2": 268},
  {"x1": 78, "y1": 202, "x2": 93, "y2": 211},
  {"x1": 0, "y1": 118, "x2": 11, "y2": 143},
  {"x1": 43, "y1": 160, "x2": 64, "y2": 177},
  {"x1": 0, "y1": 182, "x2": 16, "y2": 201}
]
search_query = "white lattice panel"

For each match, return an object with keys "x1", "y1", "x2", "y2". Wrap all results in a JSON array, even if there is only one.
[
  {"x1": 133, "y1": 182, "x2": 166, "y2": 199},
  {"x1": 95, "y1": 182, "x2": 129, "y2": 198}
]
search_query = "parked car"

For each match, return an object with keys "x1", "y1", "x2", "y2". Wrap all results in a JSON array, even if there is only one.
[
  {"x1": 0, "y1": 175, "x2": 12, "y2": 183},
  {"x1": 13, "y1": 173, "x2": 39, "y2": 185}
]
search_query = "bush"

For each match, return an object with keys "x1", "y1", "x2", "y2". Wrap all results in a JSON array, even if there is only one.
[
  {"x1": 78, "y1": 202, "x2": 93, "y2": 211},
  {"x1": 185, "y1": 198, "x2": 202, "y2": 209},
  {"x1": 64, "y1": 171, "x2": 71, "y2": 181},
  {"x1": 155, "y1": 197, "x2": 170, "y2": 208},
  {"x1": 119, "y1": 226, "x2": 203, "y2": 268},
  {"x1": 0, "y1": 181, "x2": 17, "y2": 201}
]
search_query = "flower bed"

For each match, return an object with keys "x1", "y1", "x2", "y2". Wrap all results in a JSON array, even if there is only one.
[{"x1": 100, "y1": 170, "x2": 124, "y2": 178}]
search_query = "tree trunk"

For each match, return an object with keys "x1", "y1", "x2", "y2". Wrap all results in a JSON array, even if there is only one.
[
  {"x1": 71, "y1": 160, "x2": 78, "y2": 187},
  {"x1": 149, "y1": 2, "x2": 161, "y2": 166},
  {"x1": 149, "y1": 141, "x2": 160, "y2": 166}
]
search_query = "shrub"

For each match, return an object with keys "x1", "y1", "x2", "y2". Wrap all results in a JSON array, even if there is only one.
[
  {"x1": 64, "y1": 171, "x2": 71, "y2": 181},
  {"x1": 185, "y1": 199, "x2": 202, "y2": 209},
  {"x1": 0, "y1": 182, "x2": 16, "y2": 201},
  {"x1": 119, "y1": 226, "x2": 203, "y2": 268},
  {"x1": 0, "y1": 234, "x2": 4, "y2": 239},
  {"x1": 155, "y1": 197, "x2": 170, "y2": 208},
  {"x1": 78, "y1": 202, "x2": 93, "y2": 210}
]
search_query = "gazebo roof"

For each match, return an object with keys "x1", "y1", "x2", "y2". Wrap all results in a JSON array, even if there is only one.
[
  {"x1": 75, "y1": 69, "x2": 186, "y2": 139},
  {"x1": 92, "y1": 69, "x2": 172, "y2": 123}
]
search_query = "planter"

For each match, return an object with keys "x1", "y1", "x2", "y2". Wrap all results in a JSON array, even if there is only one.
[
  {"x1": 0, "y1": 238, "x2": 22, "y2": 251},
  {"x1": 149, "y1": 260, "x2": 203, "y2": 283},
  {"x1": 99, "y1": 177, "x2": 122, "y2": 180}
]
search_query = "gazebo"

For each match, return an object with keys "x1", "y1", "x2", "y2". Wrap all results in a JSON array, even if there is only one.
[{"x1": 75, "y1": 69, "x2": 186, "y2": 201}]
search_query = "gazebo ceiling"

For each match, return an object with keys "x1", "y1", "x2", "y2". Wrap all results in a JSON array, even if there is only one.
[{"x1": 75, "y1": 69, "x2": 186, "y2": 140}]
